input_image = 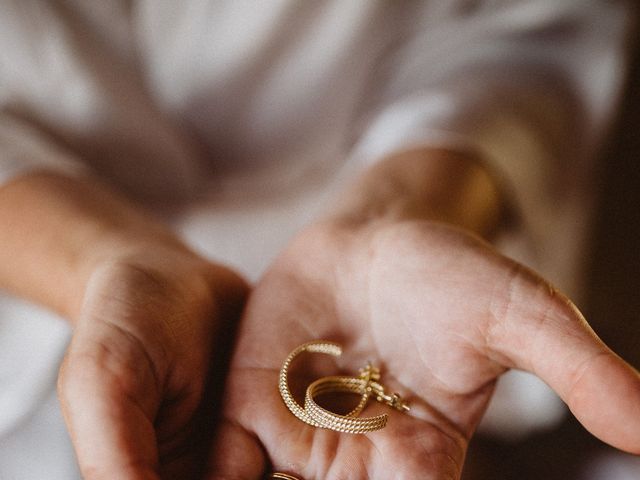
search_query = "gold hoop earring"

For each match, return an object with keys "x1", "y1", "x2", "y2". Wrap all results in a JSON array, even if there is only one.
[
  {"x1": 278, "y1": 341, "x2": 410, "y2": 434},
  {"x1": 278, "y1": 341, "x2": 358, "y2": 427},
  {"x1": 304, "y1": 375, "x2": 388, "y2": 433}
]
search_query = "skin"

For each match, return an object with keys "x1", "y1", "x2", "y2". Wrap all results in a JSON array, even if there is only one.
[
  {"x1": 206, "y1": 150, "x2": 640, "y2": 479},
  {"x1": 0, "y1": 149, "x2": 638, "y2": 479},
  {"x1": 0, "y1": 173, "x2": 249, "y2": 479}
]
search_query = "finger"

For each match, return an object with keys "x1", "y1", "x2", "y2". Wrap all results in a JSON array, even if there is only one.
[
  {"x1": 58, "y1": 329, "x2": 161, "y2": 480},
  {"x1": 206, "y1": 419, "x2": 266, "y2": 479},
  {"x1": 488, "y1": 264, "x2": 640, "y2": 454}
]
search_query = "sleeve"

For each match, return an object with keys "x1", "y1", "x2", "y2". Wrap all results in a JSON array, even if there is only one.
[
  {"x1": 349, "y1": 0, "x2": 635, "y2": 298},
  {"x1": 0, "y1": 114, "x2": 87, "y2": 186},
  {"x1": 0, "y1": 0, "x2": 206, "y2": 201},
  {"x1": 0, "y1": 1, "x2": 93, "y2": 188}
]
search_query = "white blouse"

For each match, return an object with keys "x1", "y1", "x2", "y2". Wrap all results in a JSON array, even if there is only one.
[{"x1": 0, "y1": 1, "x2": 633, "y2": 478}]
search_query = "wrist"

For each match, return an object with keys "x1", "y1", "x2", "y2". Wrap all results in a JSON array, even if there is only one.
[
  {"x1": 0, "y1": 172, "x2": 203, "y2": 321},
  {"x1": 325, "y1": 148, "x2": 507, "y2": 239},
  {"x1": 71, "y1": 228, "x2": 208, "y2": 321}
]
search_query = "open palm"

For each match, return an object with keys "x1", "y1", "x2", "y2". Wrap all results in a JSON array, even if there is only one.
[{"x1": 209, "y1": 220, "x2": 640, "y2": 479}]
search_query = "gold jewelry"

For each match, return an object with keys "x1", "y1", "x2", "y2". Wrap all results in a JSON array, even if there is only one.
[
  {"x1": 278, "y1": 341, "x2": 348, "y2": 427},
  {"x1": 304, "y1": 375, "x2": 388, "y2": 433},
  {"x1": 270, "y1": 473, "x2": 303, "y2": 480},
  {"x1": 279, "y1": 341, "x2": 410, "y2": 434}
]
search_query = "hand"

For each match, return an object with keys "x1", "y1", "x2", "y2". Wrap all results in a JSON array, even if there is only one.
[
  {"x1": 208, "y1": 220, "x2": 640, "y2": 479},
  {"x1": 57, "y1": 243, "x2": 248, "y2": 479},
  {"x1": 0, "y1": 172, "x2": 249, "y2": 478}
]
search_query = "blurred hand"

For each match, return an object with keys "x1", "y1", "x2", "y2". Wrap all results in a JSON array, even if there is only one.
[
  {"x1": 0, "y1": 172, "x2": 250, "y2": 479},
  {"x1": 57, "y1": 243, "x2": 248, "y2": 479},
  {"x1": 208, "y1": 219, "x2": 640, "y2": 479}
]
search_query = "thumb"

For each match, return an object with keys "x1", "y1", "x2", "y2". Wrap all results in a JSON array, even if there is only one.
[
  {"x1": 488, "y1": 264, "x2": 640, "y2": 454},
  {"x1": 58, "y1": 326, "x2": 161, "y2": 480}
]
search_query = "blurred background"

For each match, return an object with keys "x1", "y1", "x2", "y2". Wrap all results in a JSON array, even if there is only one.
[{"x1": 463, "y1": 19, "x2": 640, "y2": 480}]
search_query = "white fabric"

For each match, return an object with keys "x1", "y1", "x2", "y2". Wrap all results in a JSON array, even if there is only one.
[
  {"x1": 583, "y1": 453, "x2": 640, "y2": 480},
  {"x1": 0, "y1": 1, "x2": 633, "y2": 477}
]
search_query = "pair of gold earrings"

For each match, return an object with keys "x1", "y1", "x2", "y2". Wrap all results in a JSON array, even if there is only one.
[{"x1": 278, "y1": 340, "x2": 410, "y2": 434}]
